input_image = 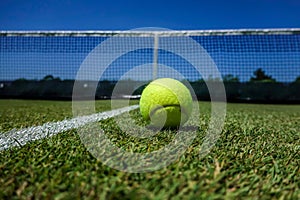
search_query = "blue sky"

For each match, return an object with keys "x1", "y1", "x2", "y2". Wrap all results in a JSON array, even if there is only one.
[
  {"x1": 1, "y1": 34, "x2": 299, "y2": 82},
  {"x1": 0, "y1": 0, "x2": 300, "y2": 30},
  {"x1": 0, "y1": 0, "x2": 300, "y2": 82}
]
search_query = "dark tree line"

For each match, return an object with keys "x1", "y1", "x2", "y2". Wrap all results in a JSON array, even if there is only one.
[
  {"x1": 250, "y1": 68, "x2": 276, "y2": 83},
  {"x1": 0, "y1": 68, "x2": 300, "y2": 102},
  {"x1": 195, "y1": 68, "x2": 280, "y2": 83}
]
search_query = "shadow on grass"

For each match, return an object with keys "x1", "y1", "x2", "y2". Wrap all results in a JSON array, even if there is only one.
[{"x1": 146, "y1": 125, "x2": 200, "y2": 132}]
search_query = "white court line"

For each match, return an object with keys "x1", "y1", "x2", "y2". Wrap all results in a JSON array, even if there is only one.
[{"x1": 0, "y1": 105, "x2": 139, "y2": 151}]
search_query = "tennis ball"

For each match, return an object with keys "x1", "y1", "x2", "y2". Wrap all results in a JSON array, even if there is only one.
[{"x1": 140, "y1": 78, "x2": 193, "y2": 128}]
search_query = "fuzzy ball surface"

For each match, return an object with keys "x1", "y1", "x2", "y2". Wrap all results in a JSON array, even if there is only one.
[{"x1": 139, "y1": 78, "x2": 193, "y2": 128}]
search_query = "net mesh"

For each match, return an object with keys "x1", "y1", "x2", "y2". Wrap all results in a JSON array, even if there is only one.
[{"x1": 0, "y1": 29, "x2": 300, "y2": 102}]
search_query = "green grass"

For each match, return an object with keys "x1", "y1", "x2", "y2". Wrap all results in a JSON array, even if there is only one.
[
  {"x1": 0, "y1": 100, "x2": 113, "y2": 132},
  {"x1": 0, "y1": 100, "x2": 299, "y2": 199}
]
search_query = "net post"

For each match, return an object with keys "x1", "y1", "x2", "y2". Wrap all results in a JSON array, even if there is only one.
[{"x1": 153, "y1": 33, "x2": 159, "y2": 80}]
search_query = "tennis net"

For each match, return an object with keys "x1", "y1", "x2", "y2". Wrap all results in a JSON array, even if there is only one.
[{"x1": 0, "y1": 29, "x2": 299, "y2": 102}]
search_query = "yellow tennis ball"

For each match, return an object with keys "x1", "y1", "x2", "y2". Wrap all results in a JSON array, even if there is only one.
[{"x1": 140, "y1": 78, "x2": 193, "y2": 128}]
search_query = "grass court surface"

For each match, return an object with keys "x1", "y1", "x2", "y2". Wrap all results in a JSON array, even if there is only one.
[{"x1": 0, "y1": 100, "x2": 299, "y2": 199}]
